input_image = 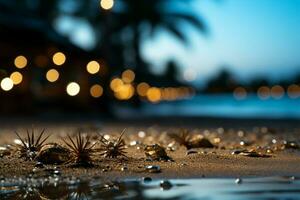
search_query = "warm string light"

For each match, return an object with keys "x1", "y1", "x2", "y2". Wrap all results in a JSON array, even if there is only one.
[
  {"x1": 1, "y1": 77, "x2": 14, "y2": 91},
  {"x1": 146, "y1": 87, "x2": 161, "y2": 103},
  {"x1": 10, "y1": 72, "x2": 23, "y2": 85},
  {"x1": 6, "y1": 54, "x2": 195, "y2": 102},
  {"x1": 287, "y1": 84, "x2": 300, "y2": 99},
  {"x1": 14, "y1": 55, "x2": 27, "y2": 69},
  {"x1": 100, "y1": 0, "x2": 114, "y2": 10},
  {"x1": 46, "y1": 69, "x2": 60, "y2": 82},
  {"x1": 110, "y1": 78, "x2": 134, "y2": 100},
  {"x1": 66, "y1": 82, "x2": 80, "y2": 96},
  {"x1": 233, "y1": 87, "x2": 247, "y2": 100},
  {"x1": 90, "y1": 84, "x2": 103, "y2": 98},
  {"x1": 52, "y1": 52, "x2": 66, "y2": 66},
  {"x1": 86, "y1": 61, "x2": 100, "y2": 74},
  {"x1": 137, "y1": 82, "x2": 150, "y2": 97},
  {"x1": 232, "y1": 85, "x2": 300, "y2": 100},
  {"x1": 122, "y1": 69, "x2": 135, "y2": 83}
]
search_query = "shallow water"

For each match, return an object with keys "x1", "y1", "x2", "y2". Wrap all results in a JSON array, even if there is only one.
[
  {"x1": 1, "y1": 176, "x2": 300, "y2": 199},
  {"x1": 141, "y1": 94, "x2": 300, "y2": 119}
]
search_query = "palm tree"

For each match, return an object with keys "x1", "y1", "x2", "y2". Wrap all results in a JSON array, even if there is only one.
[{"x1": 109, "y1": 0, "x2": 208, "y2": 76}]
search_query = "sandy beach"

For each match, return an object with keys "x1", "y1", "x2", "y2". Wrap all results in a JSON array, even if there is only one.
[{"x1": 0, "y1": 117, "x2": 300, "y2": 180}]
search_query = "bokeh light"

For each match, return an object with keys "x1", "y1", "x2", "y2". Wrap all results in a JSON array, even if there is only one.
[
  {"x1": 52, "y1": 52, "x2": 66, "y2": 66},
  {"x1": 66, "y1": 82, "x2": 80, "y2": 96},
  {"x1": 114, "y1": 84, "x2": 135, "y2": 100},
  {"x1": 110, "y1": 78, "x2": 123, "y2": 91},
  {"x1": 287, "y1": 84, "x2": 300, "y2": 99},
  {"x1": 46, "y1": 69, "x2": 60, "y2": 82},
  {"x1": 122, "y1": 69, "x2": 135, "y2": 83},
  {"x1": 86, "y1": 61, "x2": 100, "y2": 74},
  {"x1": 100, "y1": 0, "x2": 114, "y2": 10},
  {"x1": 14, "y1": 55, "x2": 27, "y2": 69},
  {"x1": 271, "y1": 85, "x2": 285, "y2": 99},
  {"x1": 10, "y1": 72, "x2": 23, "y2": 85},
  {"x1": 257, "y1": 86, "x2": 270, "y2": 100},
  {"x1": 147, "y1": 87, "x2": 161, "y2": 103},
  {"x1": 90, "y1": 84, "x2": 103, "y2": 98},
  {"x1": 137, "y1": 82, "x2": 150, "y2": 97},
  {"x1": 1, "y1": 77, "x2": 14, "y2": 91},
  {"x1": 233, "y1": 87, "x2": 247, "y2": 100}
]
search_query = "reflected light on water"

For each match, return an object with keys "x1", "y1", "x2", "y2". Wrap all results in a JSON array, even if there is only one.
[
  {"x1": 233, "y1": 87, "x2": 247, "y2": 100},
  {"x1": 271, "y1": 85, "x2": 285, "y2": 99},
  {"x1": 257, "y1": 86, "x2": 270, "y2": 100},
  {"x1": 287, "y1": 84, "x2": 300, "y2": 99}
]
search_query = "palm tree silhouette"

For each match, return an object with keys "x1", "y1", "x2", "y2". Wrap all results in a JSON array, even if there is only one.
[{"x1": 109, "y1": 0, "x2": 208, "y2": 75}]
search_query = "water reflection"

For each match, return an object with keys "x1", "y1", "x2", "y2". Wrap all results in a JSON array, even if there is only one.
[{"x1": 1, "y1": 176, "x2": 299, "y2": 199}]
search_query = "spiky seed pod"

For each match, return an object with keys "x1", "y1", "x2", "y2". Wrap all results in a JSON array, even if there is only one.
[
  {"x1": 61, "y1": 132, "x2": 97, "y2": 166},
  {"x1": 168, "y1": 129, "x2": 192, "y2": 149},
  {"x1": 98, "y1": 129, "x2": 128, "y2": 159},
  {"x1": 169, "y1": 129, "x2": 215, "y2": 150},
  {"x1": 14, "y1": 129, "x2": 50, "y2": 160}
]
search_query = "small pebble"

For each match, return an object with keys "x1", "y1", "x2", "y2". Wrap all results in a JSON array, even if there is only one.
[
  {"x1": 121, "y1": 166, "x2": 128, "y2": 171},
  {"x1": 160, "y1": 180, "x2": 172, "y2": 190},
  {"x1": 145, "y1": 165, "x2": 161, "y2": 173},
  {"x1": 138, "y1": 131, "x2": 146, "y2": 138},
  {"x1": 235, "y1": 178, "x2": 242, "y2": 184},
  {"x1": 142, "y1": 177, "x2": 152, "y2": 182},
  {"x1": 35, "y1": 162, "x2": 44, "y2": 168},
  {"x1": 53, "y1": 170, "x2": 61, "y2": 175}
]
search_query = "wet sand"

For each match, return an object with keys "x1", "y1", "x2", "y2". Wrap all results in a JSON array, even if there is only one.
[{"x1": 0, "y1": 117, "x2": 300, "y2": 180}]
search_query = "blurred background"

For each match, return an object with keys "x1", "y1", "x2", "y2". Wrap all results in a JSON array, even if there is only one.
[{"x1": 0, "y1": 0, "x2": 300, "y2": 119}]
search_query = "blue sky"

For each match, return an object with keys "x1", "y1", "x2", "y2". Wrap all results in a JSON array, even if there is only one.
[
  {"x1": 143, "y1": 0, "x2": 300, "y2": 86},
  {"x1": 55, "y1": 0, "x2": 300, "y2": 87}
]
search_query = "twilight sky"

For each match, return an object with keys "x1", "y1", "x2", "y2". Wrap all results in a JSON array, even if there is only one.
[
  {"x1": 142, "y1": 0, "x2": 300, "y2": 86},
  {"x1": 55, "y1": 0, "x2": 300, "y2": 87}
]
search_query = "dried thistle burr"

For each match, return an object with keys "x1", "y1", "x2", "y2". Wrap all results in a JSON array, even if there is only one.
[
  {"x1": 14, "y1": 129, "x2": 50, "y2": 160},
  {"x1": 169, "y1": 129, "x2": 215, "y2": 150},
  {"x1": 61, "y1": 132, "x2": 97, "y2": 167},
  {"x1": 98, "y1": 129, "x2": 128, "y2": 158},
  {"x1": 168, "y1": 129, "x2": 192, "y2": 149}
]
